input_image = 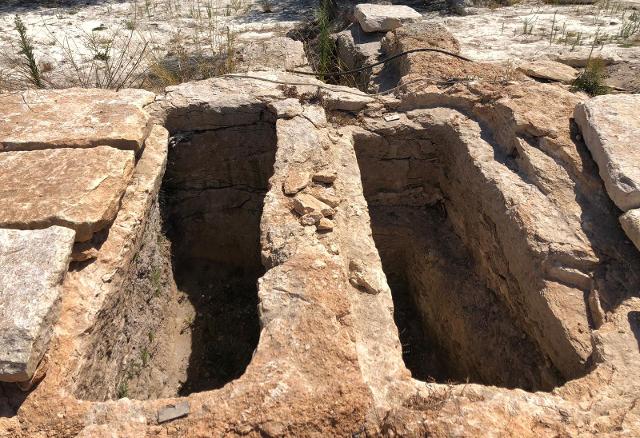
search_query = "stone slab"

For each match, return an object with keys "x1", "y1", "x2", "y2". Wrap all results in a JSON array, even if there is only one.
[
  {"x1": 354, "y1": 4, "x2": 421, "y2": 33},
  {"x1": 620, "y1": 209, "x2": 640, "y2": 252},
  {"x1": 157, "y1": 401, "x2": 190, "y2": 423},
  {"x1": 518, "y1": 59, "x2": 579, "y2": 84},
  {"x1": 574, "y1": 94, "x2": 640, "y2": 211},
  {"x1": 0, "y1": 226, "x2": 75, "y2": 382},
  {"x1": 0, "y1": 88, "x2": 154, "y2": 152},
  {"x1": 0, "y1": 146, "x2": 135, "y2": 241}
]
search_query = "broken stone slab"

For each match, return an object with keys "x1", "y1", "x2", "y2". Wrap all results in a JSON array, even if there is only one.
[
  {"x1": 292, "y1": 193, "x2": 335, "y2": 218},
  {"x1": 306, "y1": 187, "x2": 341, "y2": 208},
  {"x1": 313, "y1": 169, "x2": 338, "y2": 184},
  {"x1": 157, "y1": 401, "x2": 190, "y2": 424},
  {"x1": 620, "y1": 209, "x2": 640, "y2": 252},
  {"x1": 316, "y1": 218, "x2": 335, "y2": 232},
  {"x1": 518, "y1": 59, "x2": 579, "y2": 84},
  {"x1": 0, "y1": 146, "x2": 135, "y2": 242},
  {"x1": 0, "y1": 226, "x2": 75, "y2": 382},
  {"x1": 574, "y1": 94, "x2": 640, "y2": 211},
  {"x1": 555, "y1": 51, "x2": 621, "y2": 68},
  {"x1": 283, "y1": 171, "x2": 310, "y2": 195},
  {"x1": 0, "y1": 88, "x2": 154, "y2": 153},
  {"x1": 354, "y1": 4, "x2": 422, "y2": 33}
]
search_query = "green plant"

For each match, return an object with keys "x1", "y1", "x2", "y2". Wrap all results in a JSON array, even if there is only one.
[
  {"x1": 141, "y1": 347, "x2": 150, "y2": 367},
  {"x1": 14, "y1": 15, "x2": 44, "y2": 88},
  {"x1": 572, "y1": 57, "x2": 609, "y2": 96},
  {"x1": 316, "y1": 0, "x2": 335, "y2": 79},
  {"x1": 116, "y1": 380, "x2": 129, "y2": 398}
]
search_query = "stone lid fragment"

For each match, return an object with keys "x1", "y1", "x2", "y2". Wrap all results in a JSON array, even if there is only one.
[
  {"x1": 0, "y1": 146, "x2": 135, "y2": 241},
  {"x1": 0, "y1": 88, "x2": 154, "y2": 152},
  {"x1": 354, "y1": 4, "x2": 422, "y2": 33},
  {"x1": 0, "y1": 226, "x2": 75, "y2": 382},
  {"x1": 518, "y1": 59, "x2": 579, "y2": 84},
  {"x1": 574, "y1": 94, "x2": 640, "y2": 211}
]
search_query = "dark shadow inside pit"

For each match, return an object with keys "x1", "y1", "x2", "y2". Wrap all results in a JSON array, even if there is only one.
[
  {"x1": 353, "y1": 130, "x2": 566, "y2": 391},
  {"x1": 0, "y1": 382, "x2": 27, "y2": 418},
  {"x1": 161, "y1": 123, "x2": 276, "y2": 395}
]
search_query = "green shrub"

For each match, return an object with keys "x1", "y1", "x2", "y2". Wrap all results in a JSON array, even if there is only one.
[
  {"x1": 572, "y1": 57, "x2": 610, "y2": 96},
  {"x1": 14, "y1": 15, "x2": 44, "y2": 88}
]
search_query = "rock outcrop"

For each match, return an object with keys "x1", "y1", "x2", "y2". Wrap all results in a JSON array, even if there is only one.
[{"x1": 0, "y1": 20, "x2": 639, "y2": 438}]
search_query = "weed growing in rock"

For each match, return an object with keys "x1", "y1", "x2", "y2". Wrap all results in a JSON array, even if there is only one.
[
  {"x1": 572, "y1": 57, "x2": 609, "y2": 96},
  {"x1": 14, "y1": 15, "x2": 43, "y2": 88},
  {"x1": 316, "y1": 0, "x2": 335, "y2": 79},
  {"x1": 116, "y1": 380, "x2": 129, "y2": 399}
]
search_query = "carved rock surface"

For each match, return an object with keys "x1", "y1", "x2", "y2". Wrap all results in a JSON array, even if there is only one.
[
  {"x1": 0, "y1": 146, "x2": 135, "y2": 241},
  {"x1": 354, "y1": 4, "x2": 421, "y2": 33},
  {"x1": 0, "y1": 88, "x2": 153, "y2": 152},
  {"x1": 0, "y1": 226, "x2": 75, "y2": 382},
  {"x1": 575, "y1": 94, "x2": 640, "y2": 211}
]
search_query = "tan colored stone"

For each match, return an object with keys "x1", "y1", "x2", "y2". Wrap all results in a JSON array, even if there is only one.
[
  {"x1": 316, "y1": 218, "x2": 335, "y2": 231},
  {"x1": 313, "y1": 169, "x2": 338, "y2": 184},
  {"x1": 575, "y1": 94, "x2": 640, "y2": 211},
  {"x1": 0, "y1": 88, "x2": 153, "y2": 152},
  {"x1": 0, "y1": 226, "x2": 75, "y2": 382},
  {"x1": 354, "y1": 4, "x2": 421, "y2": 33},
  {"x1": 620, "y1": 209, "x2": 640, "y2": 252},
  {"x1": 292, "y1": 193, "x2": 335, "y2": 217},
  {"x1": 283, "y1": 171, "x2": 309, "y2": 195},
  {"x1": 307, "y1": 187, "x2": 341, "y2": 208},
  {"x1": 300, "y1": 212, "x2": 322, "y2": 226},
  {"x1": 0, "y1": 146, "x2": 135, "y2": 241},
  {"x1": 518, "y1": 59, "x2": 579, "y2": 83}
]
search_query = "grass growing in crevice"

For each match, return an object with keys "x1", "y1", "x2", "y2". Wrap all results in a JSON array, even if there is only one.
[
  {"x1": 572, "y1": 57, "x2": 610, "y2": 95},
  {"x1": 316, "y1": 0, "x2": 335, "y2": 80}
]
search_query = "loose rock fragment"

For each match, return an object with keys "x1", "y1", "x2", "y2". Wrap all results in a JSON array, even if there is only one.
[
  {"x1": 518, "y1": 59, "x2": 579, "y2": 84},
  {"x1": 316, "y1": 218, "x2": 335, "y2": 232},
  {"x1": 293, "y1": 193, "x2": 335, "y2": 217},
  {"x1": 354, "y1": 4, "x2": 422, "y2": 33},
  {"x1": 307, "y1": 187, "x2": 341, "y2": 208},
  {"x1": 300, "y1": 212, "x2": 323, "y2": 226},
  {"x1": 283, "y1": 172, "x2": 310, "y2": 195},
  {"x1": 313, "y1": 169, "x2": 338, "y2": 184},
  {"x1": 157, "y1": 401, "x2": 190, "y2": 424}
]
